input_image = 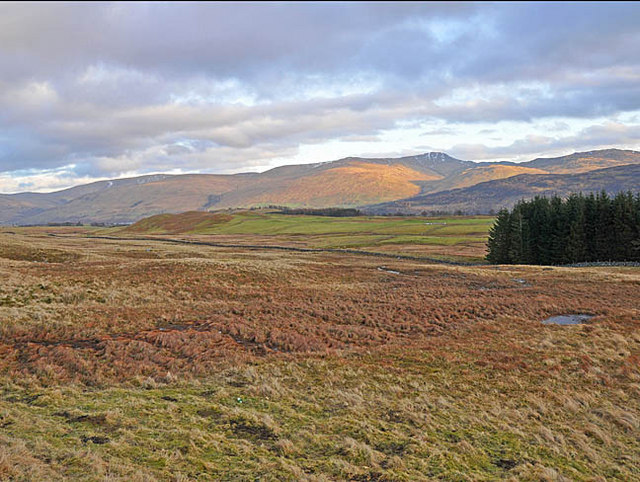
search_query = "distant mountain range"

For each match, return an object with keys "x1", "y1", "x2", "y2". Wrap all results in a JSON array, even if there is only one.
[
  {"x1": 1, "y1": 148, "x2": 639, "y2": 224},
  {"x1": 369, "y1": 163, "x2": 640, "y2": 215}
]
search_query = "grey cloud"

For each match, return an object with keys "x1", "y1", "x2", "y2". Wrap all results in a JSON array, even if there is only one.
[
  {"x1": 450, "y1": 122, "x2": 640, "y2": 161},
  {"x1": 0, "y1": 2, "x2": 639, "y2": 187},
  {"x1": 1, "y1": 77, "x2": 638, "y2": 175},
  {"x1": 0, "y1": 3, "x2": 475, "y2": 83},
  {"x1": 2, "y1": 2, "x2": 635, "y2": 91}
]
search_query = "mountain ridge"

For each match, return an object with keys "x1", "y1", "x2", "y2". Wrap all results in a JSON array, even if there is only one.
[
  {"x1": 1, "y1": 148, "x2": 639, "y2": 224},
  {"x1": 367, "y1": 163, "x2": 640, "y2": 215}
]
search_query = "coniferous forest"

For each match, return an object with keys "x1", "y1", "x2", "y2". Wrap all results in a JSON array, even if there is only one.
[{"x1": 486, "y1": 191, "x2": 640, "y2": 265}]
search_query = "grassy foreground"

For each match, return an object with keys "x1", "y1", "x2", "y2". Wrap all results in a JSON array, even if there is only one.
[{"x1": 0, "y1": 224, "x2": 638, "y2": 480}]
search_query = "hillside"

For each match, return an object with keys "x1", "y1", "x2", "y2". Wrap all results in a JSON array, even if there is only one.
[
  {"x1": 121, "y1": 210, "x2": 493, "y2": 263},
  {"x1": 9, "y1": 174, "x2": 257, "y2": 225},
  {"x1": 423, "y1": 164, "x2": 549, "y2": 193},
  {"x1": 2, "y1": 149, "x2": 639, "y2": 224},
  {"x1": 525, "y1": 148, "x2": 640, "y2": 173},
  {"x1": 213, "y1": 161, "x2": 443, "y2": 208},
  {"x1": 2, "y1": 153, "x2": 470, "y2": 224},
  {"x1": 208, "y1": 152, "x2": 471, "y2": 209},
  {"x1": 369, "y1": 164, "x2": 640, "y2": 214},
  {"x1": 0, "y1": 194, "x2": 58, "y2": 224}
]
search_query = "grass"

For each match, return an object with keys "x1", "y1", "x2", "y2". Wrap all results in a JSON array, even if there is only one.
[
  {"x1": 122, "y1": 211, "x2": 494, "y2": 262},
  {"x1": 0, "y1": 225, "x2": 637, "y2": 480},
  {"x1": 2, "y1": 339, "x2": 639, "y2": 480},
  {"x1": 124, "y1": 211, "x2": 494, "y2": 236}
]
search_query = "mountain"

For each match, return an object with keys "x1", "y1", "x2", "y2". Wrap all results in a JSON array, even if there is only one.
[
  {"x1": 206, "y1": 152, "x2": 474, "y2": 209},
  {"x1": 420, "y1": 164, "x2": 549, "y2": 193},
  {"x1": 368, "y1": 164, "x2": 640, "y2": 215},
  {"x1": 525, "y1": 148, "x2": 640, "y2": 173},
  {"x1": 3, "y1": 174, "x2": 257, "y2": 225},
  {"x1": 1, "y1": 149, "x2": 639, "y2": 224},
  {"x1": 1, "y1": 153, "x2": 470, "y2": 224}
]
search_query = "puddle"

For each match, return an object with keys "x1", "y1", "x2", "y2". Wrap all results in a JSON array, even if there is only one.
[
  {"x1": 542, "y1": 314, "x2": 593, "y2": 325},
  {"x1": 377, "y1": 267, "x2": 401, "y2": 275}
]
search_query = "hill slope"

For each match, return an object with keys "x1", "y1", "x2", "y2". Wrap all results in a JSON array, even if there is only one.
[
  {"x1": 2, "y1": 149, "x2": 639, "y2": 224},
  {"x1": 14, "y1": 174, "x2": 256, "y2": 225},
  {"x1": 4, "y1": 153, "x2": 470, "y2": 224},
  {"x1": 368, "y1": 164, "x2": 640, "y2": 214},
  {"x1": 525, "y1": 148, "x2": 640, "y2": 173},
  {"x1": 423, "y1": 164, "x2": 549, "y2": 193},
  {"x1": 212, "y1": 161, "x2": 443, "y2": 208}
]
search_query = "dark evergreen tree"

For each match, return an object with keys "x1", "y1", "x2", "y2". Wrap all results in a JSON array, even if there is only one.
[
  {"x1": 486, "y1": 209, "x2": 512, "y2": 264},
  {"x1": 565, "y1": 193, "x2": 586, "y2": 263},
  {"x1": 583, "y1": 193, "x2": 598, "y2": 262},
  {"x1": 486, "y1": 191, "x2": 640, "y2": 265},
  {"x1": 595, "y1": 190, "x2": 613, "y2": 260},
  {"x1": 612, "y1": 191, "x2": 636, "y2": 260},
  {"x1": 549, "y1": 196, "x2": 569, "y2": 264}
]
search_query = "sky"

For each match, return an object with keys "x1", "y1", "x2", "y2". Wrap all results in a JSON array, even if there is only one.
[{"x1": 1, "y1": 1, "x2": 639, "y2": 193}]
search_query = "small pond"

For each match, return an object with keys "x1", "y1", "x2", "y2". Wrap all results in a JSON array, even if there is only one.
[{"x1": 542, "y1": 314, "x2": 594, "y2": 325}]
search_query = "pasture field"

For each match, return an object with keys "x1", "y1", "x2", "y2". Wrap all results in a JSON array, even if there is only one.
[
  {"x1": 121, "y1": 211, "x2": 494, "y2": 262},
  {"x1": 0, "y1": 222, "x2": 638, "y2": 481}
]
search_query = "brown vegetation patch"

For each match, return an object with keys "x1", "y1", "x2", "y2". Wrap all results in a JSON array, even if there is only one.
[
  {"x1": 0, "y1": 229, "x2": 638, "y2": 480},
  {"x1": 0, "y1": 242, "x2": 80, "y2": 263},
  {"x1": 0, "y1": 232, "x2": 637, "y2": 385}
]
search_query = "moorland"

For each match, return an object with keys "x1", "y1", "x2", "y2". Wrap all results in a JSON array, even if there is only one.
[{"x1": 0, "y1": 213, "x2": 638, "y2": 480}]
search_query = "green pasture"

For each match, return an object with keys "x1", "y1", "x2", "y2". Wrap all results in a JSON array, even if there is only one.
[{"x1": 188, "y1": 212, "x2": 493, "y2": 237}]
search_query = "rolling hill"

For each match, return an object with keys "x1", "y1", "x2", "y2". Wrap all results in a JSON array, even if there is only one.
[
  {"x1": 422, "y1": 164, "x2": 549, "y2": 193},
  {"x1": 0, "y1": 174, "x2": 258, "y2": 225},
  {"x1": 1, "y1": 149, "x2": 639, "y2": 224},
  {"x1": 368, "y1": 164, "x2": 640, "y2": 214},
  {"x1": 525, "y1": 148, "x2": 640, "y2": 173},
  {"x1": 0, "y1": 153, "x2": 471, "y2": 224}
]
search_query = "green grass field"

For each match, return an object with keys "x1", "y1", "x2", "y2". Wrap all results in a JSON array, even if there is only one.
[
  {"x1": 123, "y1": 212, "x2": 494, "y2": 262},
  {"x1": 189, "y1": 213, "x2": 492, "y2": 236}
]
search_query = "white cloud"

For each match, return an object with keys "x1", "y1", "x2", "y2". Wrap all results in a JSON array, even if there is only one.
[{"x1": 0, "y1": 2, "x2": 639, "y2": 192}]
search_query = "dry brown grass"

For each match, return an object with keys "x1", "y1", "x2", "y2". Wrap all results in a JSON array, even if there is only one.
[{"x1": 0, "y1": 228, "x2": 637, "y2": 480}]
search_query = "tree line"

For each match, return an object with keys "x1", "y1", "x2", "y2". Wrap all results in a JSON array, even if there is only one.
[
  {"x1": 278, "y1": 207, "x2": 362, "y2": 217},
  {"x1": 486, "y1": 191, "x2": 640, "y2": 265}
]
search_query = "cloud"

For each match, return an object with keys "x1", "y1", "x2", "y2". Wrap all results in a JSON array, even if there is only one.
[
  {"x1": 449, "y1": 122, "x2": 640, "y2": 162},
  {"x1": 0, "y1": 2, "x2": 639, "y2": 191}
]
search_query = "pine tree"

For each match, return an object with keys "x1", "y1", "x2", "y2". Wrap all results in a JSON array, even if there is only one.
[
  {"x1": 583, "y1": 193, "x2": 597, "y2": 261},
  {"x1": 566, "y1": 194, "x2": 586, "y2": 263},
  {"x1": 486, "y1": 209, "x2": 512, "y2": 264},
  {"x1": 549, "y1": 196, "x2": 568, "y2": 264},
  {"x1": 485, "y1": 191, "x2": 640, "y2": 265},
  {"x1": 612, "y1": 191, "x2": 636, "y2": 260},
  {"x1": 595, "y1": 190, "x2": 613, "y2": 260},
  {"x1": 508, "y1": 205, "x2": 526, "y2": 263}
]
